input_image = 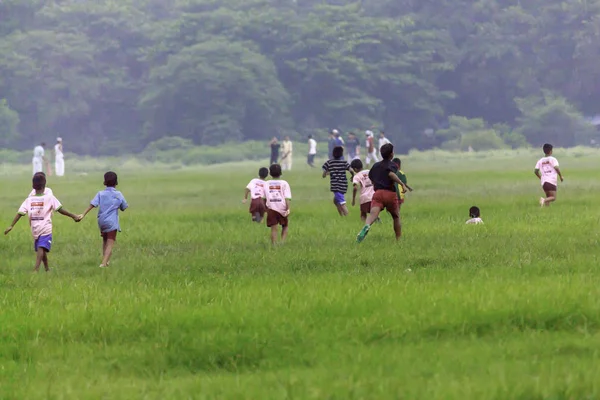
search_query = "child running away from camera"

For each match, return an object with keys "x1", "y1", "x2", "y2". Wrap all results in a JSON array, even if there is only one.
[
  {"x1": 392, "y1": 158, "x2": 414, "y2": 207},
  {"x1": 351, "y1": 159, "x2": 374, "y2": 223},
  {"x1": 356, "y1": 143, "x2": 409, "y2": 243},
  {"x1": 79, "y1": 171, "x2": 129, "y2": 268},
  {"x1": 5, "y1": 173, "x2": 80, "y2": 272},
  {"x1": 243, "y1": 167, "x2": 268, "y2": 223},
  {"x1": 263, "y1": 164, "x2": 292, "y2": 245},
  {"x1": 466, "y1": 206, "x2": 484, "y2": 224},
  {"x1": 535, "y1": 143, "x2": 564, "y2": 207},
  {"x1": 322, "y1": 146, "x2": 354, "y2": 216}
]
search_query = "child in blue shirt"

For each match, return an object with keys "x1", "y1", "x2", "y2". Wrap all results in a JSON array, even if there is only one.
[{"x1": 80, "y1": 171, "x2": 128, "y2": 268}]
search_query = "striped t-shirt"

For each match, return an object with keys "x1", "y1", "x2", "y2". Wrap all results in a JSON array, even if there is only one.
[{"x1": 322, "y1": 159, "x2": 351, "y2": 193}]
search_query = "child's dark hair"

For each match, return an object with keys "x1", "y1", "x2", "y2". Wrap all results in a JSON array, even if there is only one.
[
  {"x1": 258, "y1": 167, "x2": 269, "y2": 179},
  {"x1": 104, "y1": 171, "x2": 118, "y2": 187},
  {"x1": 269, "y1": 164, "x2": 282, "y2": 178},
  {"x1": 380, "y1": 143, "x2": 394, "y2": 160},
  {"x1": 32, "y1": 173, "x2": 46, "y2": 191},
  {"x1": 469, "y1": 206, "x2": 480, "y2": 218},
  {"x1": 332, "y1": 146, "x2": 344, "y2": 159},
  {"x1": 392, "y1": 157, "x2": 401, "y2": 166},
  {"x1": 350, "y1": 159, "x2": 363, "y2": 170},
  {"x1": 543, "y1": 143, "x2": 553, "y2": 155}
]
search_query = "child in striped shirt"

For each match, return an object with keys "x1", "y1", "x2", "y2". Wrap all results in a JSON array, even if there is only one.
[{"x1": 322, "y1": 146, "x2": 354, "y2": 216}]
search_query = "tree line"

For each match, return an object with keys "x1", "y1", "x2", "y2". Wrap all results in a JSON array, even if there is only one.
[{"x1": 0, "y1": 0, "x2": 599, "y2": 155}]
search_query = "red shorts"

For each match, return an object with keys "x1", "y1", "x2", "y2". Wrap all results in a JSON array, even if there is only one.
[
  {"x1": 360, "y1": 202, "x2": 371, "y2": 215},
  {"x1": 101, "y1": 230, "x2": 117, "y2": 241},
  {"x1": 371, "y1": 190, "x2": 400, "y2": 219},
  {"x1": 249, "y1": 198, "x2": 266, "y2": 215},
  {"x1": 266, "y1": 209, "x2": 288, "y2": 227}
]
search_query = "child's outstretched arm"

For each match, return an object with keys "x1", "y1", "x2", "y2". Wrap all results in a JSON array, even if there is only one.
[
  {"x1": 352, "y1": 183, "x2": 359, "y2": 206},
  {"x1": 79, "y1": 204, "x2": 96, "y2": 220},
  {"x1": 58, "y1": 207, "x2": 81, "y2": 222},
  {"x1": 555, "y1": 166, "x2": 564, "y2": 182},
  {"x1": 242, "y1": 188, "x2": 251, "y2": 203},
  {"x1": 534, "y1": 169, "x2": 541, "y2": 179},
  {"x1": 4, "y1": 213, "x2": 23, "y2": 235},
  {"x1": 388, "y1": 172, "x2": 408, "y2": 192}
]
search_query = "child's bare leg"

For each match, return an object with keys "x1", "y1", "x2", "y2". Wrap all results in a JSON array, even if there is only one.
[
  {"x1": 102, "y1": 238, "x2": 115, "y2": 266},
  {"x1": 270, "y1": 226, "x2": 278, "y2": 244},
  {"x1": 34, "y1": 248, "x2": 44, "y2": 272},
  {"x1": 360, "y1": 212, "x2": 367, "y2": 223},
  {"x1": 544, "y1": 190, "x2": 557, "y2": 205},
  {"x1": 42, "y1": 251, "x2": 49, "y2": 271},
  {"x1": 365, "y1": 207, "x2": 382, "y2": 225},
  {"x1": 281, "y1": 225, "x2": 289, "y2": 242},
  {"x1": 340, "y1": 204, "x2": 349, "y2": 216},
  {"x1": 393, "y1": 216, "x2": 402, "y2": 240}
]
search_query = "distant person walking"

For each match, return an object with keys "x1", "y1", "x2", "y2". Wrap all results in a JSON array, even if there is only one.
[
  {"x1": 346, "y1": 132, "x2": 360, "y2": 160},
  {"x1": 365, "y1": 131, "x2": 378, "y2": 165},
  {"x1": 280, "y1": 136, "x2": 293, "y2": 171},
  {"x1": 307, "y1": 135, "x2": 317, "y2": 167},
  {"x1": 54, "y1": 137, "x2": 64, "y2": 177},
  {"x1": 269, "y1": 137, "x2": 280, "y2": 165},
  {"x1": 32, "y1": 142, "x2": 47, "y2": 176},
  {"x1": 378, "y1": 131, "x2": 391, "y2": 157}
]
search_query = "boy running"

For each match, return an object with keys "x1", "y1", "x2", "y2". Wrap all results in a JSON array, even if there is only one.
[
  {"x1": 322, "y1": 146, "x2": 353, "y2": 216},
  {"x1": 392, "y1": 158, "x2": 414, "y2": 207},
  {"x1": 356, "y1": 143, "x2": 408, "y2": 243},
  {"x1": 534, "y1": 143, "x2": 564, "y2": 207},
  {"x1": 243, "y1": 167, "x2": 268, "y2": 223},
  {"x1": 351, "y1": 159, "x2": 374, "y2": 223},
  {"x1": 5, "y1": 173, "x2": 80, "y2": 272},
  {"x1": 263, "y1": 164, "x2": 292, "y2": 245},
  {"x1": 79, "y1": 171, "x2": 129, "y2": 268}
]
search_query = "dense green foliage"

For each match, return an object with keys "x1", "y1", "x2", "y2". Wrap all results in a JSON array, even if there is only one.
[
  {"x1": 2, "y1": 153, "x2": 600, "y2": 398},
  {"x1": 1, "y1": 0, "x2": 600, "y2": 154}
]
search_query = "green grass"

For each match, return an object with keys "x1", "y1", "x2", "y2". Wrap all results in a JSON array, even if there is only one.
[{"x1": 2, "y1": 151, "x2": 600, "y2": 399}]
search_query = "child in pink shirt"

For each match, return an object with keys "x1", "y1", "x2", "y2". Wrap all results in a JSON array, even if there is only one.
[
  {"x1": 5, "y1": 173, "x2": 80, "y2": 272},
  {"x1": 263, "y1": 164, "x2": 292, "y2": 245}
]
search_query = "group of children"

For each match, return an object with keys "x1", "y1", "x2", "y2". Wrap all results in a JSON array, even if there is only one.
[{"x1": 4, "y1": 171, "x2": 128, "y2": 271}]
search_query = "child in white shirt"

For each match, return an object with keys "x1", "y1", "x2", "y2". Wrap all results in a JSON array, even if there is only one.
[{"x1": 466, "y1": 206, "x2": 483, "y2": 225}]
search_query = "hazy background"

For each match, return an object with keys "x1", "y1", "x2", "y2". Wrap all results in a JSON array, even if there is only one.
[{"x1": 1, "y1": 0, "x2": 600, "y2": 156}]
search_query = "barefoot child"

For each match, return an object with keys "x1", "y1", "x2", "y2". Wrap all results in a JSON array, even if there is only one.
[
  {"x1": 243, "y1": 167, "x2": 268, "y2": 223},
  {"x1": 79, "y1": 171, "x2": 128, "y2": 268},
  {"x1": 535, "y1": 143, "x2": 564, "y2": 207},
  {"x1": 466, "y1": 206, "x2": 484, "y2": 224},
  {"x1": 263, "y1": 164, "x2": 292, "y2": 245},
  {"x1": 322, "y1": 146, "x2": 354, "y2": 216},
  {"x1": 351, "y1": 159, "x2": 374, "y2": 223},
  {"x1": 5, "y1": 173, "x2": 80, "y2": 272},
  {"x1": 392, "y1": 158, "x2": 414, "y2": 208}
]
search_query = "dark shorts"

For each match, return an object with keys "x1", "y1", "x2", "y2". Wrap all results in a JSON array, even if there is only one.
[
  {"x1": 307, "y1": 154, "x2": 315, "y2": 164},
  {"x1": 34, "y1": 234, "x2": 52, "y2": 252},
  {"x1": 360, "y1": 202, "x2": 371, "y2": 214},
  {"x1": 333, "y1": 192, "x2": 346, "y2": 205},
  {"x1": 101, "y1": 230, "x2": 118, "y2": 241},
  {"x1": 267, "y1": 209, "x2": 288, "y2": 227},
  {"x1": 249, "y1": 198, "x2": 266, "y2": 216},
  {"x1": 372, "y1": 190, "x2": 400, "y2": 219},
  {"x1": 543, "y1": 182, "x2": 557, "y2": 192}
]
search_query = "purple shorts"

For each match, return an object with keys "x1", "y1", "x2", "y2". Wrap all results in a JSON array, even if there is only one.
[
  {"x1": 333, "y1": 191, "x2": 346, "y2": 205},
  {"x1": 34, "y1": 234, "x2": 52, "y2": 252}
]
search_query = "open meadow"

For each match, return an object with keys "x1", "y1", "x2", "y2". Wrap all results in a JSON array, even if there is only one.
[{"x1": 2, "y1": 149, "x2": 600, "y2": 399}]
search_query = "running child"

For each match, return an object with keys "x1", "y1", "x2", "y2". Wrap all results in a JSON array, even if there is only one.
[
  {"x1": 243, "y1": 167, "x2": 268, "y2": 223},
  {"x1": 534, "y1": 143, "x2": 564, "y2": 207},
  {"x1": 356, "y1": 143, "x2": 408, "y2": 243},
  {"x1": 263, "y1": 164, "x2": 292, "y2": 245},
  {"x1": 351, "y1": 159, "x2": 374, "y2": 223},
  {"x1": 29, "y1": 172, "x2": 53, "y2": 196},
  {"x1": 322, "y1": 146, "x2": 353, "y2": 216},
  {"x1": 4, "y1": 173, "x2": 80, "y2": 272},
  {"x1": 392, "y1": 158, "x2": 414, "y2": 207},
  {"x1": 79, "y1": 171, "x2": 128, "y2": 268},
  {"x1": 466, "y1": 206, "x2": 484, "y2": 224}
]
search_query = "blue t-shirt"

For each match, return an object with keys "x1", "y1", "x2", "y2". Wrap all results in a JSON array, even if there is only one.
[{"x1": 91, "y1": 187, "x2": 128, "y2": 233}]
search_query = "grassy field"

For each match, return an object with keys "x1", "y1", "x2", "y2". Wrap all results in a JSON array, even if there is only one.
[{"x1": 2, "y1": 149, "x2": 600, "y2": 399}]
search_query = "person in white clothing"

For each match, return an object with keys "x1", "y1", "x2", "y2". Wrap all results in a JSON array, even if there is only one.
[
  {"x1": 466, "y1": 206, "x2": 484, "y2": 224},
  {"x1": 307, "y1": 135, "x2": 317, "y2": 167},
  {"x1": 378, "y1": 131, "x2": 391, "y2": 157},
  {"x1": 32, "y1": 143, "x2": 47, "y2": 176},
  {"x1": 280, "y1": 136, "x2": 293, "y2": 171},
  {"x1": 54, "y1": 138, "x2": 64, "y2": 177},
  {"x1": 535, "y1": 143, "x2": 564, "y2": 207},
  {"x1": 364, "y1": 130, "x2": 378, "y2": 165}
]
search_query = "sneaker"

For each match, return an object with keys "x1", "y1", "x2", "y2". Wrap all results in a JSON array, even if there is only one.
[
  {"x1": 539, "y1": 197, "x2": 545, "y2": 207},
  {"x1": 356, "y1": 225, "x2": 371, "y2": 243}
]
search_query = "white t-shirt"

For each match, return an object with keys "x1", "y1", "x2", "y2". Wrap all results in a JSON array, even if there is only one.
[
  {"x1": 33, "y1": 146, "x2": 44, "y2": 160},
  {"x1": 378, "y1": 137, "x2": 391, "y2": 150},
  {"x1": 308, "y1": 139, "x2": 317, "y2": 155},
  {"x1": 246, "y1": 179, "x2": 266, "y2": 199},
  {"x1": 352, "y1": 170, "x2": 374, "y2": 205},
  {"x1": 55, "y1": 144, "x2": 63, "y2": 158},
  {"x1": 18, "y1": 193, "x2": 62, "y2": 239},
  {"x1": 535, "y1": 156, "x2": 559, "y2": 186},
  {"x1": 281, "y1": 140, "x2": 293, "y2": 156},
  {"x1": 264, "y1": 179, "x2": 291, "y2": 216},
  {"x1": 466, "y1": 218, "x2": 484, "y2": 225}
]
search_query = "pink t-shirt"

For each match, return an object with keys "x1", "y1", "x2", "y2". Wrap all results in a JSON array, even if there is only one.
[
  {"x1": 353, "y1": 170, "x2": 374, "y2": 205},
  {"x1": 29, "y1": 187, "x2": 53, "y2": 197},
  {"x1": 264, "y1": 179, "x2": 291, "y2": 217},
  {"x1": 535, "y1": 156, "x2": 559, "y2": 186},
  {"x1": 18, "y1": 193, "x2": 62, "y2": 239},
  {"x1": 246, "y1": 179, "x2": 266, "y2": 199}
]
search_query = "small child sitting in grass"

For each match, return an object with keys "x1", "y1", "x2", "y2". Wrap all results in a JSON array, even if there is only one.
[{"x1": 466, "y1": 206, "x2": 483, "y2": 224}]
